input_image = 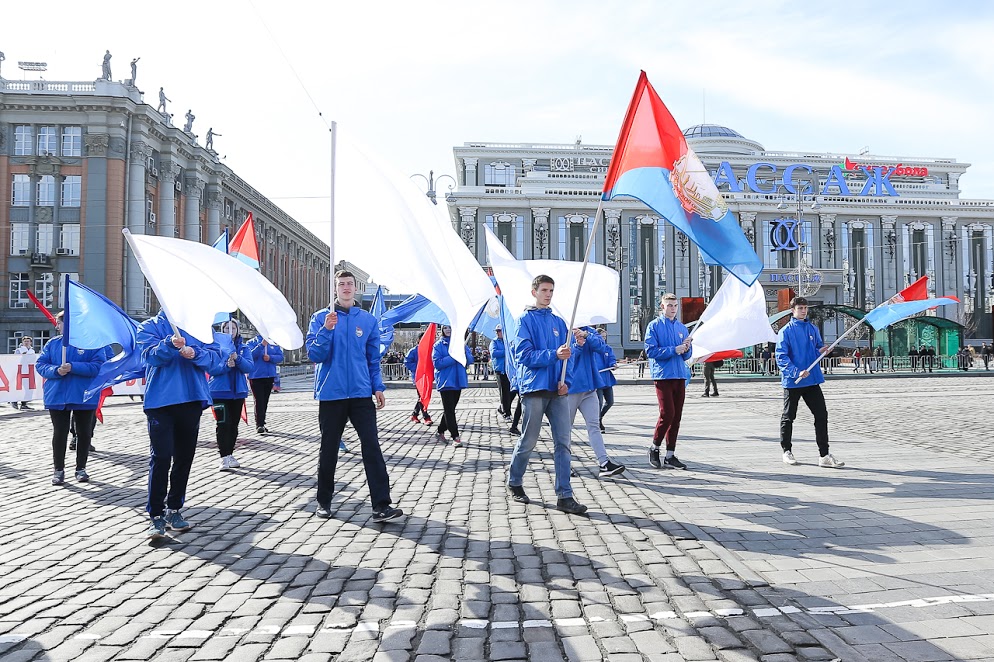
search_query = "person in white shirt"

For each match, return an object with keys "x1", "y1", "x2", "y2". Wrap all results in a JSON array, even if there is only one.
[{"x1": 13, "y1": 336, "x2": 35, "y2": 410}]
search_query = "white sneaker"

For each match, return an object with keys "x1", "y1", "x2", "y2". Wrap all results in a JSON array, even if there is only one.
[
  {"x1": 228, "y1": 455, "x2": 240, "y2": 468},
  {"x1": 219, "y1": 456, "x2": 231, "y2": 471},
  {"x1": 782, "y1": 450, "x2": 798, "y2": 465},
  {"x1": 818, "y1": 453, "x2": 845, "y2": 468}
]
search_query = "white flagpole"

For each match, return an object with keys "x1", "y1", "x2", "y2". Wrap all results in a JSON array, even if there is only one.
[
  {"x1": 61, "y1": 273, "x2": 69, "y2": 364},
  {"x1": 558, "y1": 199, "x2": 605, "y2": 385},
  {"x1": 329, "y1": 121, "x2": 337, "y2": 291},
  {"x1": 122, "y1": 229, "x2": 181, "y2": 339}
]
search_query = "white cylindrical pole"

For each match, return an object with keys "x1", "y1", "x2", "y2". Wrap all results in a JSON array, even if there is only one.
[{"x1": 558, "y1": 199, "x2": 605, "y2": 385}]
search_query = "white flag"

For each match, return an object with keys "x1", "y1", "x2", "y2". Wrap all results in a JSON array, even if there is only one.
[
  {"x1": 485, "y1": 226, "x2": 619, "y2": 327},
  {"x1": 333, "y1": 130, "x2": 495, "y2": 364},
  {"x1": 124, "y1": 231, "x2": 303, "y2": 349},
  {"x1": 690, "y1": 277, "x2": 776, "y2": 362}
]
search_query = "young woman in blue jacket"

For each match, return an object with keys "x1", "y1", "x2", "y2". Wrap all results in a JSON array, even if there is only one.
[
  {"x1": 432, "y1": 325, "x2": 473, "y2": 446},
  {"x1": 35, "y1": 312, "x2": 111, "y2": 485},
  {"x1": 246, "y1": 334, "x2": 283, "y2": 434},
  {"x1": 209, "y1": 320, "x2": 255, "y2": 471}
]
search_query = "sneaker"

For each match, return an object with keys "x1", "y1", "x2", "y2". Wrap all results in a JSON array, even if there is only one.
[
  {"x1": 146, "y1": 517, "x2": 167, "y2": 540},
  {"x1": 503, "y1": 414, "x2": 512, "y2": 423},
  {"x1": 219, "y1": 456, "x2": 231, "y2": 471},
  {"x1": 339, "y1": 441, "x2": 349, "y2": 453},
  {"x1": 570, "y1": 467, "x2": 580, "y2": 478},
  {"x1": 20, "y1": 403, "x2": 32, "y2": 410},
  {"x1": 52, "y1": 470, "x2": 65, "y2": 486},
  {"x1": 315, "y1": 503, "x2": 331, "y2": 518},
  {"x1": 372, "y1": 507, "x2": 404, "y2": 523},
  {"x1": 701, "y1": 392, "x2": 710, "y2": 398},
  {"x1": 818, "y1": 453, "x2": 845, "y2": 468},
  {"x1": 75, "y1": 469, "x2": 89, "y2": 483},
  {"x1": 410, "y1": 415, "x2": 420, "y2": 423},
  {"x1": 556, "y1": 497, "x2": 588, "y2": 515},
  {"x1": 435, "y1": 432, "x2": 447, "y2": 444},
  {"x1": 508, "y1": 485, "x2": 530, "y2": 504},
  {"x1": 228, "y1": 455, "x2": 240, "y2": 468},
  {"x1": 423, "y1": 417, "x2": 433, "y2": 425},
  {"x1": 165, "y1": 510, "x2": 191, "y2": 531},
  {"x1": 88, "y1": 443, "x2": 96, "y2": 453},
  {"x1": 256, "y1": 425, "x2": 266, "y2": 434},
  {"x1": 663, "y1": 455, "x2": 688, "y2": 470},
  {"x1": 599, "y1": 460, "x2": 626, "y2": 478},
  {"x1": 599, "y1": 422, "x2": 606, "y2": 433},
  {"x1": 452, "y1": 437, "x2": 462, "y2": 447},
  {"x1": 509, "y1": 426, "x2": 521, "y2": 436},
  {"x1": 782, "y1": 450, "x2": 798, "y2": 466},
  {"x1": 712, "y1": 392, "x2": 719, "y2": 397},
  {"x1": 648, "y1": 446, "x2": 662, "y2": 469},
  {"x1": 69, "y1": 436, "x2": 78, "y2": 450}
]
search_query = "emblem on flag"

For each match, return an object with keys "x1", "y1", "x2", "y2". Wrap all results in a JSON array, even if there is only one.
[{"x1": 671, "y1": 152, "x2": 728, "y2": 221}]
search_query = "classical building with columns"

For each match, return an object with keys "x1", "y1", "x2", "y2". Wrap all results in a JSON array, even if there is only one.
[
  {"x1": 446, "y1": 127, "x2": 994, "y2": 356},
  {"x1": 1, "y1": 77, "x2": 330, "y2": 356}
]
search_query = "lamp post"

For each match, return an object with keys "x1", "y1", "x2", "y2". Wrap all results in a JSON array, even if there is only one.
[
  {"x1": 776, "y1": 184, "x2": 821, "y2": 296},
  {"x1": 410, "y1": 170, "x2": 457, "y2": 205}
]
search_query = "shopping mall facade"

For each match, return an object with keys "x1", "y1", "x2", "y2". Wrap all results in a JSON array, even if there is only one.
[{"x1": 445, "y1": 126, "x2": 994, "y2": 357}]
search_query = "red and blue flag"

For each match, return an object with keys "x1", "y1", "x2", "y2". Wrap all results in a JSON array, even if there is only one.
[
  {"x1": 229, "y1": 212, "x2": 260, "y2": 270},
  {"x1": 602, "y1": 71, "x2": 762, "y2": 286}
]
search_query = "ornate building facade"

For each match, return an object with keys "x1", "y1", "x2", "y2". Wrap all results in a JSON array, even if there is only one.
[
  {"x1": 1, "y1": 77, "x2": 330, "y2": 358},
  {"x1": 446, "y1": 127, "x2": 994, "y2": 355}
]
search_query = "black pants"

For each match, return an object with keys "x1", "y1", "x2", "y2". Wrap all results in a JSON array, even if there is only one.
[
  {"x1": 250, "y1": 378, "x2": 275, "y2": 427},
  {"x1": 780, "y1": 385, "x2": 829, "y2": 456},
  {"x1": 495, "y1": 371, "x2": 512, "y2": 416},
  {"x1": 214, "y1": 398, "x2": 244, "y2": 457},
  {"x1": 437, "y1": 389, "x2": 462, "y2": 439},
  {"x1": 411, "y1": 385, "x2": 431, "y2": 420},
  {"x1": 597, "y1": 386, "x2": 614, "y2": 420},
  {"x1": 703, "y1": 365, "x2": 718, "y2": 395},
  {"x1": 317, "y1": 398, "x2": 391, "y2": 510},
  {"x1": 51, "y1": 409, "x2": 95, "y2": 471},
  {"x1": 510, "y1": 391, "x2": 522, "y2": 429},
  {"x1": 146, "y1": 402, "x2": 202, "y2": 518}
]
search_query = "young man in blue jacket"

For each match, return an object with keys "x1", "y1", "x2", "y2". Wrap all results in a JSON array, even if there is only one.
[
  {"x1": 35, "y1": 312, "x2": 112, "y2": 485},
  {"x1": 490, "y1": 327, "x2": 512, "y2": 420},
  {"x1": 775, "y1": 297, "x2": 844, "y2": 468},
  {"x1": 137, "y1": 310, "x2": 224, "y2": 539},
  {"x1": 246, "y1": 334, "x2": 283, "y2": 434},
  {"x1": 432, "y1": 325, "x2": 473, "y2": 446},
  {"x1": 209, "y1": 319, "x2": 254, "y2": 471},
  {"x1": 568, "y1": 326, "x2": 625, "y2": 478},
  {"x1": 644, "y1": 293, "x2": 692, "y2": 470},
  {"x1": 506, "y1": 275, "x2": 587, "y2": 515},
  {"x1": 305, "y1": 270, "x2": 402, "y2": 523}
]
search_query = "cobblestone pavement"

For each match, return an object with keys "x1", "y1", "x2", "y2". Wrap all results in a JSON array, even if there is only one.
[{"x1": 0, "y1": 374, "x2": 992, "y2": 661}]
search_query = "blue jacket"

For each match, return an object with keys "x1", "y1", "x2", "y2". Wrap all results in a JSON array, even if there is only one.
[
  {"x1": 306, "y1": 304, "x2": 385, "y2": 401},
  {"x1": 490, "y1": 338, "x2": 506, "y2": 373},
  {"x1": 433, "y1": 336, "x2": 473, "y2": 390},
  {"x1": 776, "y1": 317, "x2": 826, "y2": 388},
  {"x1": 209, "y1": 336, "x2": 254, "y2": 400},
  {"x1": 594, "y1": 337, "x2": 618, "y2": 388},
  {"x1": 645, "y1": 315, "x2": 692, "y2": 380},
  {"x1": 404, "y1": 346, "x2": 419, "y2": 383},
  {"x1": 137, "y1": 311, "x2": 224, "y2": 410},
  {"x1": 246, "y1": 336, "x2": 284, "y2": 379},
  {"x1": 567, "y1": 326, "x2": 608, "y2": 394},
  {"x1": 35, "y1": 337, "x2": 112, "y2": 410},
  {"x1": 513, "y1": 307, "x2": 571, "y2": 394}
]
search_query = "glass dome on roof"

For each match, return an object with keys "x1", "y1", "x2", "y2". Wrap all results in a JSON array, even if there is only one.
[{"x1": 683, "y1": 124, "x2": 745, "y2": 139}]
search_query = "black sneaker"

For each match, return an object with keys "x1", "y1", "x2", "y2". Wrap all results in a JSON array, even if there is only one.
[
  {"x1": 663, "y1": 455, "x2": 687, "y2": 470},
  {"x1": 556, "y1": 497, "x2": 588, "y2": 515},
  {"x1": 315, "y1": 503, "x2": 331, "y2": 518},
  {"x1": 599, "y1": 461, "x2": 626, "y2": 478},
  {"x1": 570, "y1": 467, "x2": 579, "y2": 478},
  {"x1": 508, "y1": 485, "x2": 529, "y2": 504},
  {"x1": 509, "y1": 426, "x2": 521, "y2": 436},
  {"x1": 88, "y1": 443, "x2": 96, "y2": 453},
  {"x1": 599, "y1": 422, "x2": 606, "y2": 433},
  {"x1": 372, "y1": 507, "x2": 403, "y2": 523},
  {"x1": 701, "y1": 393, "x2": 710, "y2": 398},
  {"x1": 648, "y1": 446, "x2": 662, "y2": 469},
  {"x1": 712, "y1": 392, "x2": 719, "y2": 397},
  {"x1": 69, "y1": 436, "x2": 78, "y2": 450}
]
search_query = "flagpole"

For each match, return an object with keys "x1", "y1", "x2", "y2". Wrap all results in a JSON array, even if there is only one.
[
  {"x1": 61, "y1": 273, "x2": 69, "y2": 364},
  {"x1": 558, "y1": 199, "x2": 606, "y2": 385},
  {"x1": 122, "y1": 229, "x2": 182, "y2": 339},
  {"x1": 329, "y1": 121, "x2": 337, "y2": 288}
]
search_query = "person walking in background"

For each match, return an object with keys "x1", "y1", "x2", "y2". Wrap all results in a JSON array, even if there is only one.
[
  {"x1": 13, "y1": 335, "x2": 35, "y2": 410},
  {"x1": 247, "y1": 334, "x2": 283, "y2": 435},
  {"x1": 491, "y1": 326, "x2": 512, "y2": 421},
  {"x1": 645, "y1": 293, "x2": 692, "y2": 470},
  {"x1": 852, "y1": 347, "x2": 862, "y2": 373},
  {"x1": 35, "y1": 313, "x2": 111, "y2": 485},
  {"x1": 568, "y1": 326, "x2": 625, "y2": 478},
  {"x1": 982, "y1": 343, "x2": 991, "y2": 371},
  {"x1": 137, "y1": 310, "x2": 224, "y2": 539},
  {"x1": 925, "y1": 344, "x2": 936, "y2": 373},
  {"x1": 909, "y1": 345, "x2": 920, "y2": 372},
  {"x1": 776, "y1": 297, "x2": 843, "y2": 469},
  {"x1": 702, "y1": 359, "x2": 720, "y2": 397},
  {"x1": 209, "y1": 320, "x2": 254, "y2": 471},
  {"x1": 637, "y1": 350, "x2": 647, "y2": 378},
  {"x1": 404, "y1": 334, "x2": 432, "y2": 425},
  {"x1": 595, "y1": 327, "x2": 617, "y2": 433},
  {"x1": 432, "y1": 325, "x2": 473, "y2": 447}
]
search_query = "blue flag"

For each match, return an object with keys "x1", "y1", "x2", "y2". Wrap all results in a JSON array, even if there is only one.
[
  {"x1": 211, "y1": 230, "x2": 233, "y2": 325},
  {"x1": 377, "y1": 294, "x2": 450, "y2": 358},
  {"x1": 863, "y1": 298, "x2": 959, "y2": 331}
]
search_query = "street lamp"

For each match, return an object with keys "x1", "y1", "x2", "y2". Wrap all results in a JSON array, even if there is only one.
[
  {"x1": 776, "y1": 185, "x2": 821, "y2": 296},
  {"x1": 410, "y1": 170, "x2": 457, "y2": 205}
]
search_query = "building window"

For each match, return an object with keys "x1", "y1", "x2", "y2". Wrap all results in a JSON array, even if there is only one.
[
  {"x1": 61, "y1": 176, "x2": 81, "y2": 207},
  {"x1": 60, "y1": 224, "x2": 81, "y2": 255},
  {"x1": 36, "y1": 224, "x2": 54, "y2": 255},
  {"x1": 10, "y1": 223, "x2": 30, "y2": 255},
  {"x1": 14, "y1": 126, "x2": 33, "y2": 156},
  {"x1": 57, "y1": 273, "x2": 79, "y2": 309},
  {"x1": 37, "y1": 126, "x2": 58, "y2": 156},
  {"x1": 8, "y1": 272, "x2": 30, "y2": 308},
  {"x1": 34, "y1": 273, "x2": 55, "y2": 308},
  {"x1": 61, "y1": 127, "x2": 82, "y2": 157},
  {"x1": 484, "y1": 161, "x2": 515, "y2": 187},
  {"x1": 11, "y1": 174, "x2": 31, "y2": 206},
  {"x1": 37, "y1": 175, "x2": 56, "y2": 207}
]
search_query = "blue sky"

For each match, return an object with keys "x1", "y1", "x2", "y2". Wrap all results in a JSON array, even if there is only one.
[{"x1": 4, "y1": 1, "x2": 992, "y2": 240}]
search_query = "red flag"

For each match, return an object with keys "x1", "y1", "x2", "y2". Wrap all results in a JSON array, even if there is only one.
[
  {"x1": 415, "y1": 324, "x2": 436, "y2": 410},
  {"x1": 94, "y1": 387, "x2": 114, "y2": 423},
  {"x1": 892, "y1": 276, "x2": 929, "y2": 303},
  {"x1": 704, "y1": 349, "x2": 743, "y2": 363},
  {"x1": 26, "y1": 290, "x2": 59, "y2": 327},
  {"x1": 229, "y1": 212, "x2": 260, "y2": 269}
]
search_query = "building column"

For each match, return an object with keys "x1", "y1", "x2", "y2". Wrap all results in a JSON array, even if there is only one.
[
  {"x1": 940, "y1": 216, "x2": 958, "y2": 303},
  {"x1": 158, "y1": 161, "x2": 180, "y2": 239},
  {"x1": 604, "y1": 208, "x2": 622, "y2": 271},
  {"x1": 531, "y1": 207, "x2": 550, "y2": 259},
  {"x1": 463, "y1": 158, "x2": 478, "y2": 187},
  {"x1": 125, "y1": 141, "x2": 152, "y2": 315},
  {"x1": 184, "y1": 176, "x2": 204, "y2": 243},
  {"x1": 458, "y1": 206, "x2": 477, "y2": 257},
  {"x1": 739, "y1": 212, "x2": 757, "y2": 250},
  {"x1": 881, "y1": 215, "x2": 898, "y2": 294},
  {"x1": 819, "y1": 213, "x2": 837, "y2": 269},
  {"x1": 206, "y1": 184, "x2": 222, "y2": 243}
]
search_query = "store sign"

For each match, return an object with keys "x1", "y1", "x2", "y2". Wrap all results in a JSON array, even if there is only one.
[
  {"x1": 769, "y1": 217, "x2": 802, "y2": 251},
  {"x1": 842, "y1": 157, "x2": 927, "y2": 178},
  {"x1": 549, "y1": 156, "x2": 611, "y2": 173},
  {"x1": 711, "y1": 161, "x2": 900, "y2": 197}
]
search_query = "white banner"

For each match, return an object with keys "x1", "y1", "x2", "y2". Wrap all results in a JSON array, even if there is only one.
[{"x1": 0, "y1": 354, "x2": 145, "y2": 404}]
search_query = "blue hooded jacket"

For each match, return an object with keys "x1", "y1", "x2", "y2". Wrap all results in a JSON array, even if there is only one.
[
  {"x1": 776, "y1": 316, "x2": 826, "y2": 388},
  {"x1": 35, "y1": 338, "x2": 112, "y2": 410},
  {"x1": 433, "y1": 335, "x2": 474, "y2": 390},
  {"x1": 644, "y1": 315, "x2": 692, "y2": 380},
  {"x1": 513, "y1": 307, "x2": 571, "y2": 394},
  {"x1": 489, "y1": 337, "x2": 506, "y2": 373},
  {"x1": 306, "y1": 304, "x2": 385, "y2": 401},
  {"x1": 209, "y1": 334, "x2": 255, "y2": 400},
  {"x1": 567, "y1": 326, "x2": 607, "y2": 394},
  {"x1": 137, "y1": 311, "x2": 224, "y2": 410},
  {"x1": 404, "y1": 346, "x2": 419, "y2": 383},
  {"x1": 595, "y1": 340, "x2": 618, "y2": 388},
  {"x1": 246, "y1": 335, "x2": 284, "y2": 379}
]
